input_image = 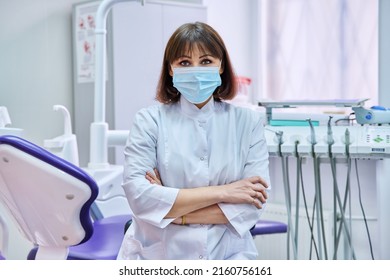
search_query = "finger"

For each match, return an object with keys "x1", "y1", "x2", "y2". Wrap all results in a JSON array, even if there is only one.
[
  {"x1": 145, "y1": 174, "x2": 152, "y2": 181},
  {"x1": 256, "y1": 191, "x2": 267, "y2": 203},
  {"x1": 146, "y1": 171, "x2": 164, "y2": 188},
  {"x1": 248, "y1": 176, "x2": 269, "y2": 188},
  {"x1": 252, "y1": 183, "x2": 268, "y2": 197},
  {"x1": 256, "y1": 187, "x2": 268, "y2": 200},
  {"x1": 146, "y1": 171, "x2": 157, "y2": 180},
  {"x1": 145, "y1": 175, "x2": 153, "y2": 183},
  {"x1": 250, "y1": 190, "x2": 266, "y2": 204},
  {"x1": 251, "y1": 197, "x2": 263, "y2": 209},
  {"x1": 154, "y1": 168, "x2": 161, "y2": 179},
  {"x1": 248, "y1": 185, "x2": 266, "y2": 201},
  {"x1": 146, "y1": 177, "x2": 159, "y2": 185}
]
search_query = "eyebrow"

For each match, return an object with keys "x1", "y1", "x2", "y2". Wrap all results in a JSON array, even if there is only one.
[
  {"x1": 177, "y1": 55, "x2": 192, "y2": 59},
  {"x1": 177, "y1": 53, "x2": 213, "y2": 59}
]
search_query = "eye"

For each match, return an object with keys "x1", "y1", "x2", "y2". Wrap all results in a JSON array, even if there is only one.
[
  {"x1": 201, "y1": 59, "x2": 212, "y2": 65},
  {"x1": 178, "y1": 60, "x2": 191, "y2": 66}
]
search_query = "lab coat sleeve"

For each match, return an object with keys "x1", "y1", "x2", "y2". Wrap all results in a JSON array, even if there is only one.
[
  {"x1": 219, "y1": 111, "x2": 271, "y2": 237},
  {"x1": 122, "y1": 106, "x2": 179, "y2": 228}
]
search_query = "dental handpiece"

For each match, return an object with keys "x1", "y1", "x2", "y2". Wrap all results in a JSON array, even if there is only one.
[
  {"x1": 307, "y1": 118, "x2": 317, "y2": 145},
  {"x1": 327, "y1": 116, "x2": 334, "y2": 145},
  {"x1": 276, "y1": 130, "x2": 284, "y2": 145},
  {"x1": 345, "y1": 128, "x2": 350, "y2": 156},
  {"x1": 345, "y1": 128, "x2": 350, "y2": 146},
  {"x1": 265, "y1": 127, "x2": 284, "y2": 144}
]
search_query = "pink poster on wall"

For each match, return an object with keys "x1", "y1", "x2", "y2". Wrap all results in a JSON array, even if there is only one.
[{"x1": 74, "y1": 1, "x2": 100, "y2": 83}]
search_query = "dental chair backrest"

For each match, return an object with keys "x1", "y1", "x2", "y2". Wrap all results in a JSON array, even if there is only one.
[{"x1": 0, "y1": 135, "x2": 98, "y2": 259}]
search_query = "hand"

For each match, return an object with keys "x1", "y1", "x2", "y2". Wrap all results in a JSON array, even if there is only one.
[
  {"x1": 145, "y1": 168, "x2": 163, "y2": 185},
  {"x1": 221, "y1": 176, "x2": 268, "y2": 209},
  {"x1": 171, "y1": 217, "x2": 182, "y2": 224}
]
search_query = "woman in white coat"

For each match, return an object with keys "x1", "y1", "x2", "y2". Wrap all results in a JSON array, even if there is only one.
[{"x1": 118, "y1": 22, "x2": 270, "y2": 260}]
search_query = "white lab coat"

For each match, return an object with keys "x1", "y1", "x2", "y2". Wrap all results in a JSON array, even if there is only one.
[{"x1": 117, "y1": 97, "x2": 271, "y2": 260}]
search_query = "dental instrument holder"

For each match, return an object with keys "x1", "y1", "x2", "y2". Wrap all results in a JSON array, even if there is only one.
[
  {"x1": 314, "y1": 116, "x2": 335, "y2": 158},
  {"x1": 264, "y1": 127, "x2": 284, "y2": 156},
  {"x1": 44, "y1": 105, "x2": 79, "y2": 166},
  {"x1": 258, "y1": 99, "x2": 369, "y2": 125},
  {"x1": 295, "y1": 119, "x2": 317, "y2": 158},
  {"x1": 276, "y1": 130, "x2": 284, "y2": 157},
  {"x1": 352, "y1": 106, "x2": 390, "y2": 125},
  {"x1": 327, "y1": 116, "x2": 334, "y2": 146},
  {"x1": 307, "y1": 119, "x2": 317, "y2": 153}
]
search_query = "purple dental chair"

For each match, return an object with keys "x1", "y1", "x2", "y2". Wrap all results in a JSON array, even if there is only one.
[
  {"x1": 0, "y1": 135, "x2": 130, "y2": 260},
  {"x1": 250, "y1": 220, "x2": 288, "y2": 236}
]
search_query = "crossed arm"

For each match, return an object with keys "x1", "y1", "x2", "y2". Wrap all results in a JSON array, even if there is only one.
[{"x1": 146, "y1": 169, "x2": 269, "y2": 225}]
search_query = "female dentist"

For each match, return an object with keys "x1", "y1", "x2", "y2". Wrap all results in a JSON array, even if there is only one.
[{"x1": 117, "y1": 22, "x2": 270, "y2": 260}]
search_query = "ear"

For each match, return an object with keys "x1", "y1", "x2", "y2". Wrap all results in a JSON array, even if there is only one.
[
  {"x1": 219, "y1": 61, "x2": 224, "y2": 75},
  {"x1": 169, "y1": 65, "x2": 173, "y2": 77}
]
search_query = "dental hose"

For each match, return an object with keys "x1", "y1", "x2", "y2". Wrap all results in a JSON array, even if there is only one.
[
  {"x1": 354, "y1": 159, "x2": 375, "y2": 260},
  {"x1": 335, "y1": 129, "x2": 356, "y2": 259},
  {"x1": 297, "y1": 155, "x2": 320, "y2": 259},
  {"x1": 313, "y1": 156, "x2": 328, "y2": 259},
  {"x1": 281, "y1": 155, "x2": 298, "y2": 260},
  {"x1": 294, "y1": 144, "x2": 301, "y2": 257},
  {"x1": 307, "y1": 118, "x2": 328, "y2": 259},
  {"x1": 330, "y1": 156, "x2": 356, "y2": 259}
]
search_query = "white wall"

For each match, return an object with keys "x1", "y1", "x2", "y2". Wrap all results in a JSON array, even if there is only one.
[
  {"x1": 204, "y1": 0, "x2": 261, "y2": 103},
  {"x1": 0, "y1": 0, "x2": 385, "y2": 260},
  {"x1": 204, "y1": 0, "x2": 253, "y2": 77},
  {"x1": 0, "y1": 0, "x2": 92, "y2": 145},
  {"x1": 379, "y1": 0, "x2": 390, "y2": 107}
]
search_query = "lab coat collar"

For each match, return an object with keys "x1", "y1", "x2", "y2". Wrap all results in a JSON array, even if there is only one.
[{"x1": 179, "y1": 96, "x2": 215, "y2": 120}]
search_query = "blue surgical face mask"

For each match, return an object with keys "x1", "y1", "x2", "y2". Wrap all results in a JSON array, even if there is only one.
[{"x1": 172, "y1": 66, "x2": 222, "y2": 104}]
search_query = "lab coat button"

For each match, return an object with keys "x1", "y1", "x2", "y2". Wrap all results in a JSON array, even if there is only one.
[
  {"x1": 199, "y1": 255, "x2": 203, "y2": 259},
  {"x1": 200, "y1": 157, "x2": 204, "y2": 161}
]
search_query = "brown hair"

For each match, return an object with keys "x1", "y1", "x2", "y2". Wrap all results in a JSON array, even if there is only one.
[{"x1": 156, "y1": 22, "x2": 237, "y2": 104}]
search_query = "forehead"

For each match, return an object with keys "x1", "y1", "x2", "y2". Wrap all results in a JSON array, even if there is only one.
[{"x1": 178, "y1": 42, "x2": 212, "y2": 58}]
